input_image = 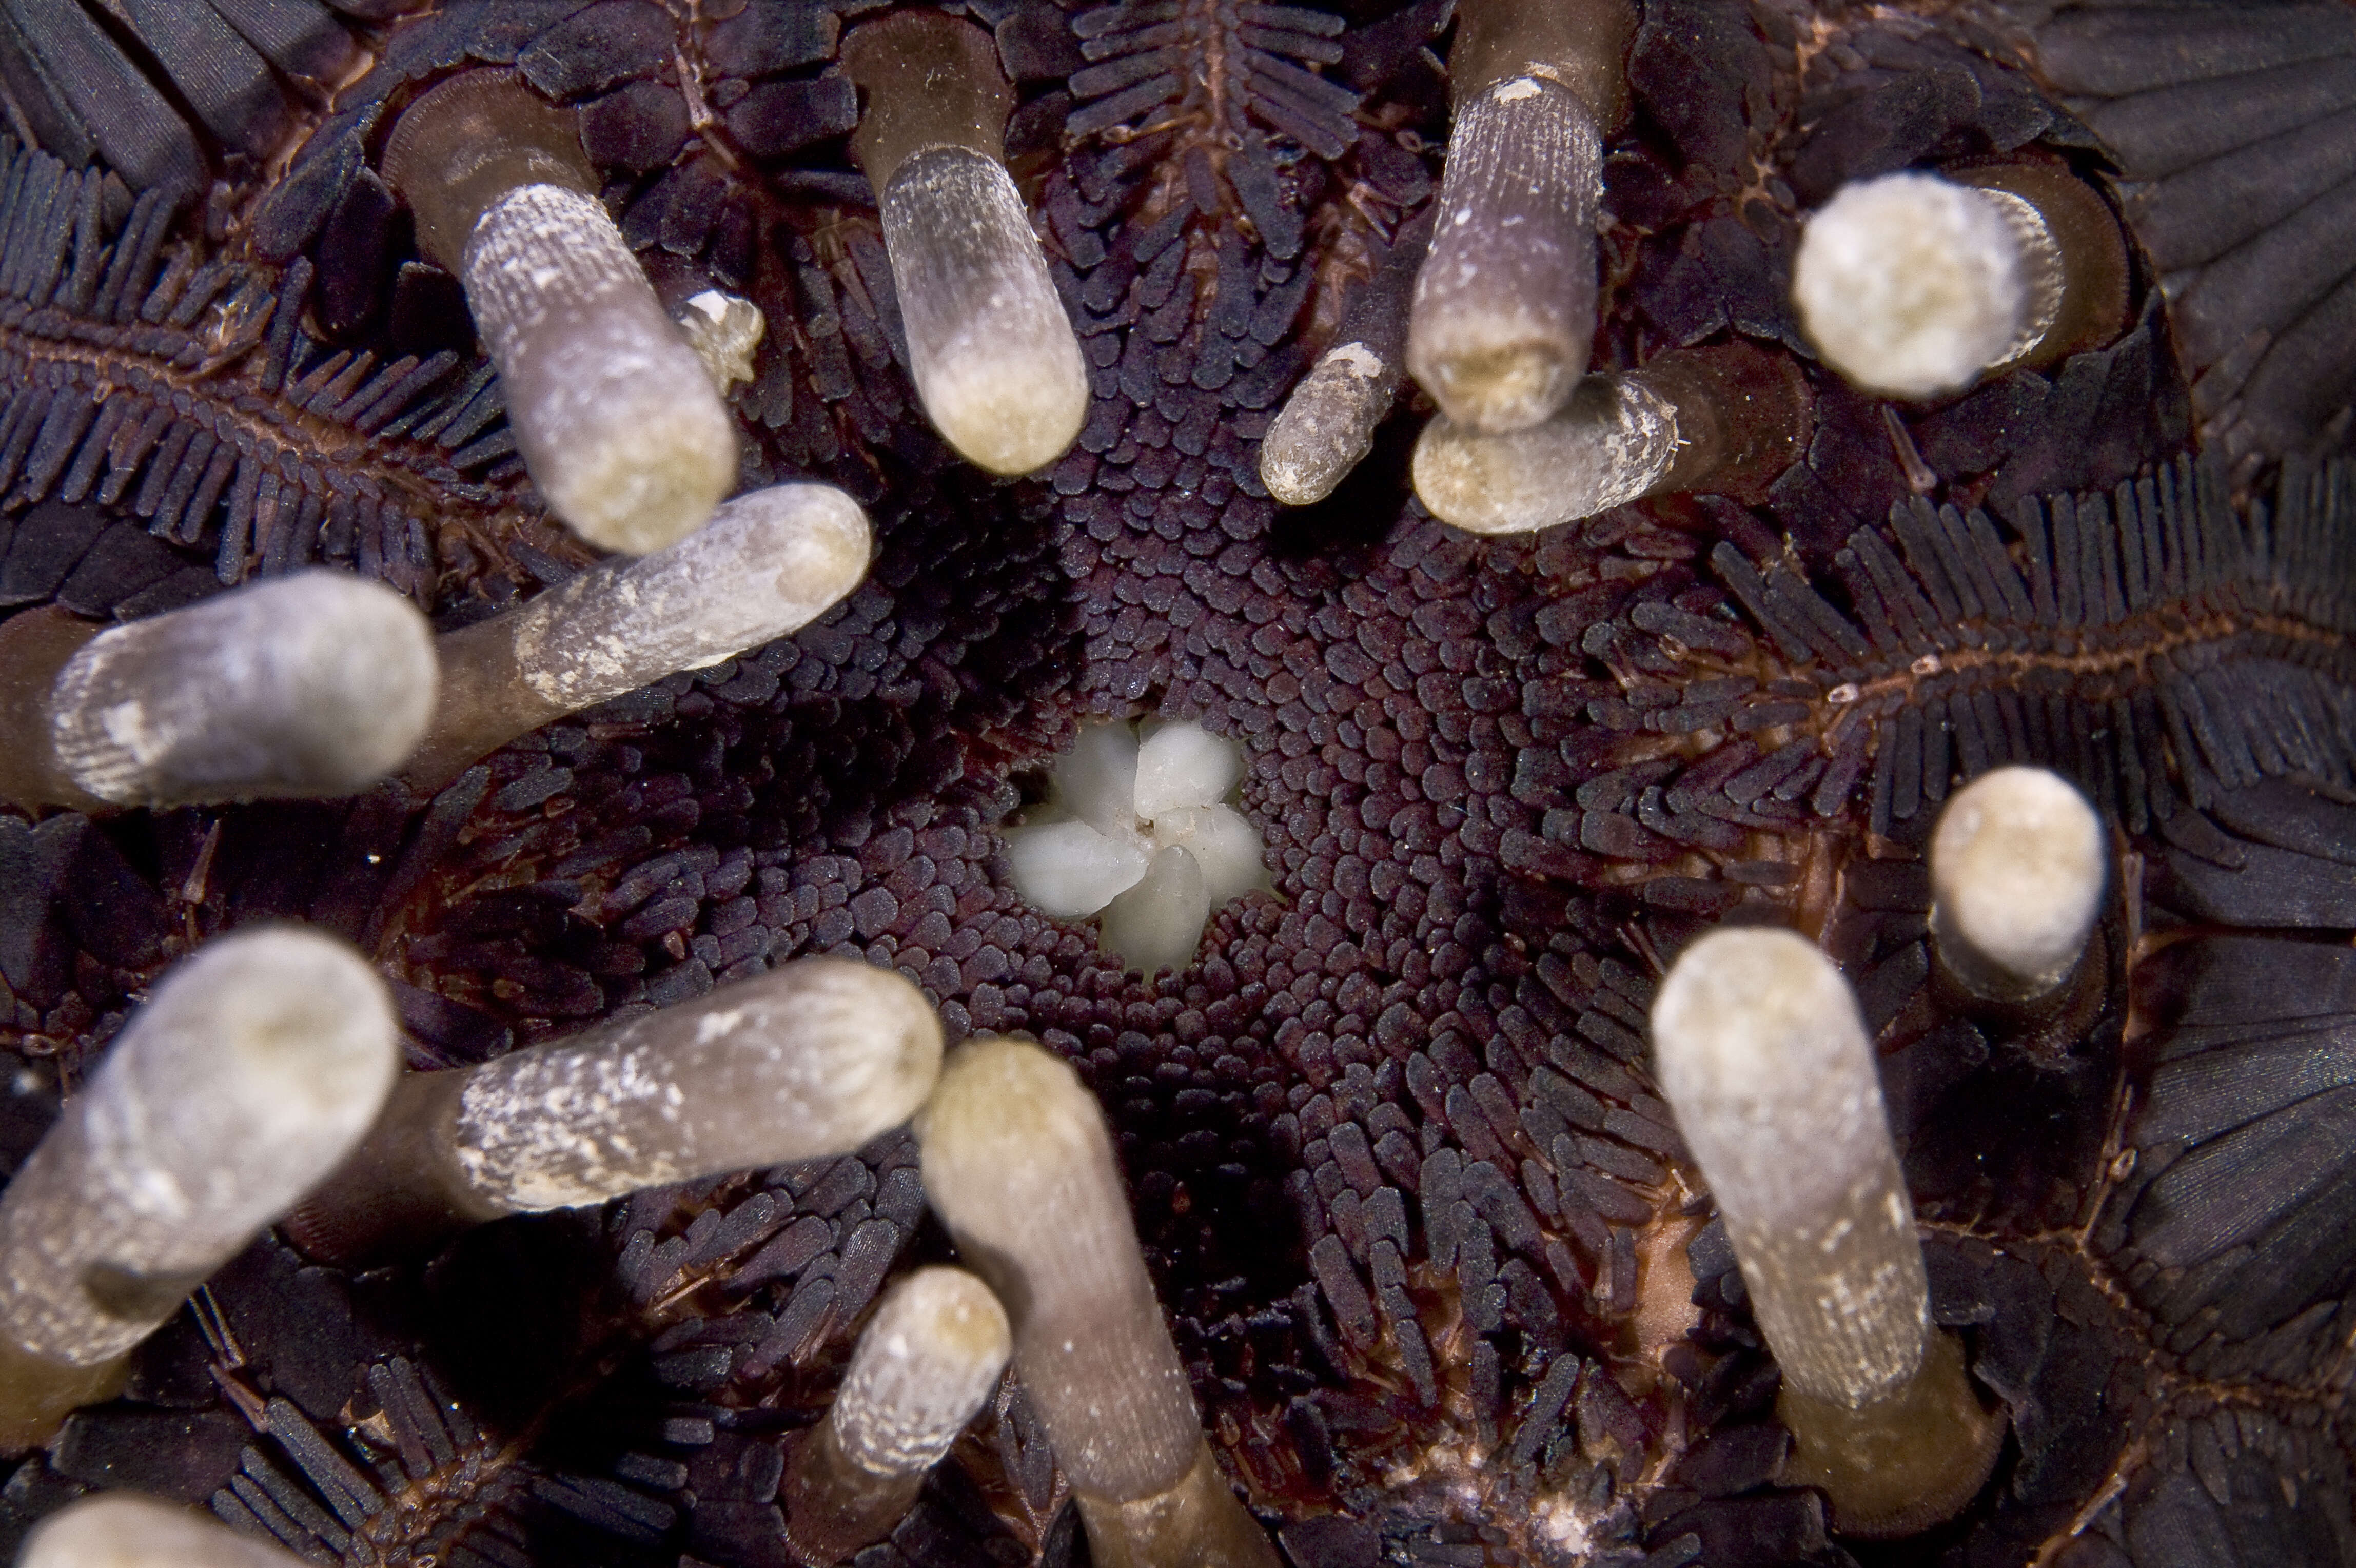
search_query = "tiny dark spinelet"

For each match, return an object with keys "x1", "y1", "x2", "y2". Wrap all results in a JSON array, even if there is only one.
[{"x1": 0, "y1": 2, "x2": 2353, "y2": 1567}]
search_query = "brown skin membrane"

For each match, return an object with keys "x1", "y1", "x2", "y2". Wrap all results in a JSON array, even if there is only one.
[{"x1": 0, "y1": 4, "x2": 2353, "y2": 1566}]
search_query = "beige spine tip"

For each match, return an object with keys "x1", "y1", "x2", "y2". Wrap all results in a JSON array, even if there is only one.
[
  {"x1": 462, "y1": 183, "x2": 737, "y2": 554},
  {"x1": 1651, "y1": 927, "x2": 1928, "y2": 1408},
  {"x1": 47, "y1": 572, "x2": 436, "y2": 807},
  {"x1": 916, "y1": 1038, "x2": 1201, "y2": 1500},
  {"x1": 510, "y1": 481, "x2": 873, "y2": 712},
  {"x1": 452, "y1": 956, "x2": 942, "y2": 1212},
  {"x1": 1930, "y1": 766, "x2": 2105, "y2": 999},
  {"x1": 1260, "y1": 342, "x2": 1390, "y2": 506},
  {"x1": 1407, "y1": 75, "x2": 1603, "y2": 433},
  {"x1": 22, "y1": 1494, "x2": 316, "y2": 1568},
  {"x1": 1793, "y1": 172, "x2": 2059, "y2": 400},
  {"x1": 881, "y1": 147, "x2": 1088, "y2": 475},
  {"x1": 0, "y1": 928, "x2": 398, "y2": 1368},
  {"x1": 832, "y1": 1267, "x2": 1011, "y2": 1475},
  {"x1": 1410, "y1": 372, "x2": 1679, "y2": 533}
]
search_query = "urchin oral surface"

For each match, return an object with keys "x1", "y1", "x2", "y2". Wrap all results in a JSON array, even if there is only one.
[{"x1": 1794, "y1": 172, "x2": 2031, "y2": 400}]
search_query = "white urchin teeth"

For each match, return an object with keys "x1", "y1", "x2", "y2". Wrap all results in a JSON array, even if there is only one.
[
  {"x1": 915, "y1": 1039, "x2": 1282, "y2": 1567},
  {"x1": 1001, "y1": 718, "x2": 1267, "y2": 974},
  {"x1": 841, "y1": 11, "x2": 1087, "y2": 476},
  {"x1": 406, "y1": 481, "x2": 872, "y2": 793},
  {"x1": 282, "y1": 957, "x2": 941, "y2": 1266},
  {"x1": 0, "y1": 930, "x2": 398, "y2": 1450},
  {"x1": 1, "y1": 571, "x2": 435, "y2": 812},
  {"x1": 382, "y1": 71, "x2": 736, "y2": 555},
  {"x1": 1929, "y1": 765, "x2": 2106, "y2": 1001}
]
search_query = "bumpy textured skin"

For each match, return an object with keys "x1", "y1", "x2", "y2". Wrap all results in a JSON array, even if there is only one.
[{"x1": 0, "y1": 3, "x2": 2354, "y2": 1567}]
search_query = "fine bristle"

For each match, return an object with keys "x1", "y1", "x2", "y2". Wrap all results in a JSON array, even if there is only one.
[
  {"x1": 1651, "y1": 927, "x2": 1929, "y2": 1408},
  {"x1": 1406, "y1": 75, "x2": 1602, "y2": 432},
  {"x1": 1930, "y1": 766, "x2": 2106, "y2": 998},
  {"x1": 0, "y1": 928, "x2": 396, "y2": 1367},
  {"x1": 48, "y1": 571, "x2": 436, "y2": 807},
  {"x1": 1793, "y1": 172, "x2": 2033, "y2": 400},
  {"x1": 880, "y1": 148, "x2": 1089, "y2": 475}
]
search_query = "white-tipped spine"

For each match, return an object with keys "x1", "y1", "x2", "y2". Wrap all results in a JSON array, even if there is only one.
[
  {"x1": 1793, "y1": 172, "x2": 2063, "y2": 401},
  {"x1": 1651, "y1": 927, "x2": 1928, "y2": 1409},
  {"x1": 832, "y1": 1267, "x2": 1011, "y2": 1475},
  {"x1": 1407, "y1": 75, "x2": 1603, "y2": 433},
  {"x1": 1929, "y1": 766, "x2": 2105, "y2": 999},
  {"x1": 1410, "y1": 370, "x2": 1679, "y2": 533},
  {"x1": 1260, "y1": 342, "x2": 1392, "y2": 506},
  {"x1": 509, "y1": 482, "x2": 872, "y2": 712},
  {"x1": 881, "y1": 147, "x2": 1088, "y2": 475},
  {"x1": 47, "y1": 572, "x2": 436, "y2": 807},
  {"x1": 0, "y1": 929, "x2": 398, "y2": 1367},
  {"x1": 23, "y1": 1494, "x2": 317, "y2": 1568},
  {"x1": 463, "y1": 183, "x2": 738, "y2": 554},
  {"x1": 452, "y1": 957, "x2": 942, "y2": 1212}
]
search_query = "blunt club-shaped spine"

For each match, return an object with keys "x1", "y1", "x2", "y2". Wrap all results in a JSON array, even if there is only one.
[
  {"x1": 1651, "y1": 928, "x2": 2003, "y2": 1537},
  {"x1": 285, "y1": 957, "x2": 943, "y2": 1264},
  {"x1": 1260, "y1": 211, "x2": 1432, "y2": 506},
  {"x1": 1406, "y1": 0, "x2": 1636, "y2": 433},
  {"x1": 403, "y1": 481, "x2": 872, "y2": 793},
  {"x1": 840, "y1": 11, "x2": 1088, "y2": 476},
  {"x1": 1793, "y1": 164, "x2": 2130, "y2": 401},
  {"x1": 0, "y1": 571, "x2": 436, "y2": 812},
  {"x1": 0, "y1": 929, "x2": 398, "y2": 1452},
  {"x1": 783, "y1": 1266, "x2": 1012, "y2": 1563},
  {"x1": 381, "y1": 70, "x2": 736, "y2": 554},
  {"x1": 917, "y1": 1039, "x2": 1280, "y2": 1568},
  {"x1": 22, "y1": 1494, "x2": 316, "y2": 1568},
  {"x1": 1929, "y1": 766, "x2": 2106, "y2": 1002},
  {"x1": 1412, "y1": 340, "x2": 1811, "y2": 533}
]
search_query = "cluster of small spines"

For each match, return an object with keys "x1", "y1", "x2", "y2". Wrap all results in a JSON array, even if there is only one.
[
  {"x1": 283, "y1": 956, "x2": 943, "y2": 1263},
  {"x1": 0, "y1": 134, "x2": 538, "y2": 598},
  {"x1": 0, "y1": 929, "x2": 397, "y2": 1451},
  {"x1": 1066, "y1": 2, "x2": 1362, "y2": 158},
  {"x1": 1651, "y1": 927, "x2": 2004, "y2": 1537},
  {"x1": 381, "y1": 70, "x2": 737, "y2": 555},
  {"x1": 840, "y1": 11, "x2": 1088, "y2": 476},
  {"x1": 1793, "y1": 166, "x2": 2129, "y2": 400}
]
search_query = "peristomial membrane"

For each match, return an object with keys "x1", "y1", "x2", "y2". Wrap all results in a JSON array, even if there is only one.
[
  {"x1": 840, "y1": 11, "x2": 1088, "y2": 475},
  {"x1": 917, "y1": 1038, "x2": 1281, "y2": 1568},
  {"x1": 1406, "y1": 0, "x2": 1636, "y2": 433},
  {"x1": 1793, "y1": 165, "x2": 2130, "y2": 401},
  {"x1": 1413, "y1": 340, "x2": 1812, "y2": 533},
  {"x1": 284, "y1": 957, "x2": 942, "y2": 1264},
  {"x1": 403, "y1": 481, "x2": 872, "y2": 792},
  {"x1": 0, "y1": 571, "x2": 436, "y2": 812},
  {"x1": 0, "y1": 929, "x2": 399, "y2": 1451},
  {"x1": 381, "y1": 70, "x2": 737, "y2": 554},
  {"x1": 1651, "y1": 928, "x2": 2005, "y2": 1537},
  {"x1": 1929, "y1": 766, "x2": 2106, "y2": 1002},
  {"x1": 22, "y1": 1493, "x2": 317, "y2": 1568},
  {"x1": 783, "y1": 1267, "x2": 1013, "y2": 1563}
]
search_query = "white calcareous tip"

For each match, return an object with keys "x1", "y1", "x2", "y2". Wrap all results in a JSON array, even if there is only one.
[
  {"x1": 1411, "y1": 374, "x2": 1680, "y2": 534},
  {"x1": 50, "y1": 572, "x2": 436, "y2": 808},
  {"x1": 1930, "y1": 766, "x2": 2105, "y2": 997},
  {"x1": 676, "y1": 289, "x2": 767, "y2": 393},
  {"x1": 1260, "y1": 343, "x2": 1390, "y2": 506},
  {"x1": 23, "y1": 1494, "x2": 315, "y2": 1568},
  {"x1": 831, "y1": 1266, "x2": 1012, "y2": 1476},
  {"x1": 882, "y1": 148, "x2": 1089, "y2": 475},
  {"x1": 1794, "y1": 172, "x2": 2031, "y2": 400}
]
